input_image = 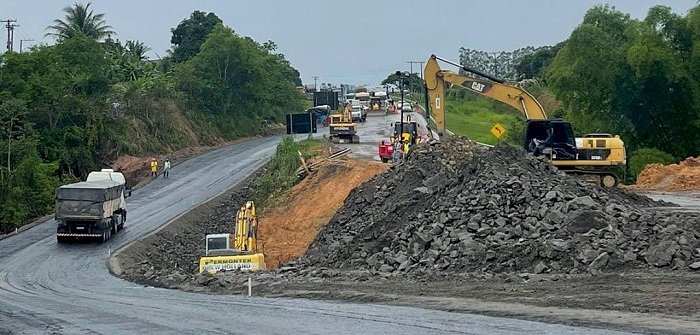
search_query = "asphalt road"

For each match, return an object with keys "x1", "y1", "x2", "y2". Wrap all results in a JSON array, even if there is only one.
[
  {"x1": 645, "y1": 191, "x2": 700, "y2": 213},
  {"x1": 331, "y1": 109, "x2": 430, "y2": 161},
  {"x1": 0, "y1": 133, "x2": 640, "y2": 334}
]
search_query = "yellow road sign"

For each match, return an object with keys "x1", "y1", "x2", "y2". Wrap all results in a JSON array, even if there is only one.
[{"x1": 490, "y1": 123, "x2": 506, "y2": 139}]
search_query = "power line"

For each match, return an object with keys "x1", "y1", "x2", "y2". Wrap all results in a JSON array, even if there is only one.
[{"x1": 1, "y1": 19, "x2": 19, "y2": 52}]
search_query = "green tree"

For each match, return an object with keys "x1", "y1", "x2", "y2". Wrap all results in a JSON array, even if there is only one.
[
  {"x1": 125, "y1": 40, "x2": 151, "y2": 60},
  {"x1": 0, "y1": 36, "x2": 109, "y2": 177},
  {"x1": 170, "y1": 11, "x2": 222, "y2": 63},
  {"x1": 0, "y1": 99, "x2": 29, "y2": 183},
  {"x1": 381, "y1": 72, "x2": 422, "y2": 91},
  {"x1": 45, "y1": 2, "x2": 114, "y2": 40},
  {"x1": 515, "y1": 42, "x2": 565, "y2": 80},
  {"x1": 175, "y1": 24, "x2": 303, "y2": 137},
  {"x1": 547, "y1": 4, "x2": 700, "y2": 160}
]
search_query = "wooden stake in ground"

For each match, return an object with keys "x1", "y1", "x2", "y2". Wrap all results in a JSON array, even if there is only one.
[{"x1": 298, "y1": 151, "x2": 311, "y2": 175}]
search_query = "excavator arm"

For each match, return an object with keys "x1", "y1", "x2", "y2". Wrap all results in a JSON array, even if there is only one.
[
  {"x1": 423, "y1": 54, "x2": 626, "y2": 188},
  {"x1": 234, "y1": 201, "x2": 259, "y2": 253},
  {"x1": 424, "y1": 54, "x2": 546, "y2": 134}
]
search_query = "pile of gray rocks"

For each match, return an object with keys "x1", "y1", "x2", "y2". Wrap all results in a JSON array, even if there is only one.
[{"x1": 296, "y1": 137, "x2": 700, "y2": 275}]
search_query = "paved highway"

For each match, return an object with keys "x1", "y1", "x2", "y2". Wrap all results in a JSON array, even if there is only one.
[
  {"x1": 332, "y1": 108, "x2": 431, "y2": 161},
  {"x1": 0, "y1": 133, "x2": 639, "y2": 334}
]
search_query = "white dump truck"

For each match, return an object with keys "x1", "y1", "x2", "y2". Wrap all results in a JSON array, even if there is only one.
[{"x1": 55, "y1": 169, "x2": 130, "y2": 243}]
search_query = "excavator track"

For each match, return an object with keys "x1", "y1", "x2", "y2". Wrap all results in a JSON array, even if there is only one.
[{"x1": 562, "y1": 169, "x2": 619, "y2": 188}]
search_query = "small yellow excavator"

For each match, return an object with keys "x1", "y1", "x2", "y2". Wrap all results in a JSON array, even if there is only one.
[
  {"x1": 424, "y1": 54, "x2": 626, "y2": 187},
  {"x1": 199, "y1": 201, "x2": 265, "y2": 273}
]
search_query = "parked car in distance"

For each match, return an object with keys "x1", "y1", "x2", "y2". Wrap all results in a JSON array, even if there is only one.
[{"x1": 351, "y1": 105, "x2": 367, "y2": 122}]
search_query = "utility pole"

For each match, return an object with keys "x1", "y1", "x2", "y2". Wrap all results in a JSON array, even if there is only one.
[
  {"x1": 407, "y1": 61, "x2": 413, "y2": 93},
  {"x1": 2, "y1": 20, "x2": 18, "y2": 52},
  {"x1": 313, "y1": 76, "x2": 318, "y2": 92},
  {"x1": 397, "y1": 71, "x2": 407, "y2": 137},
  {"x1": 19, "y1": 38, "x2": 33, "y2": 53},
  {"x1": 408, "y1": 60, "x2": 425, "y2": 95}
]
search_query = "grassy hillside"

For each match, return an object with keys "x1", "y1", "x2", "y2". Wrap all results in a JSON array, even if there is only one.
[{"x1": 443, "y1": 89, "x2": 523, "y2": 145}]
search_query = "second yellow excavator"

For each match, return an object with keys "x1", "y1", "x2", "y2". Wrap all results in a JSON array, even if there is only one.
[
  {"x1": 199, "y1": 201, "x2": 265, "y2": 273},
  {"x1": 424, "y1": 54, "x2": 625, "y2": 187}
]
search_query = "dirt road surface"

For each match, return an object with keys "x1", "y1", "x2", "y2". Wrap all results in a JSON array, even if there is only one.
[
  {"x1": 0, "y1": 133, "x2": 640, "y2": 334},
  {"x1": 645, "y1": 191, "x2": 700, "y2": 212}
]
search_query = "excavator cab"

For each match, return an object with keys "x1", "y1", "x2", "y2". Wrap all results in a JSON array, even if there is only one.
[{"x1": 525, "y1": 120, "x2": 577, "y2": 160}]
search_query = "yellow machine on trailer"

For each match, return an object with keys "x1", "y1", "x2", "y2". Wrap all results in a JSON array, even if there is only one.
[{"x1": 199, "y1": 201, "x2": 265, "y2": 274}]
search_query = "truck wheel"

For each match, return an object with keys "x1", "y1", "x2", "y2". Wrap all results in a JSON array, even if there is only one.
[
  {"x1": 381, "y1": 157, "x2": 389, "y2": 163},
  {"x1": 112, "y1": 215, "x2": 121, "y2": 233},
  {"x1": 101, "y1": 227, "x2": 110, "y2": 243},
  {"x1": 57, "y1": 236, "x2": 69, "y2": 244}
]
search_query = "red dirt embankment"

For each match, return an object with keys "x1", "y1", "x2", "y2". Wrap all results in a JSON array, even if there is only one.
[{"x1": 259, "y1": 159, "x2": 388, "y2": 268}]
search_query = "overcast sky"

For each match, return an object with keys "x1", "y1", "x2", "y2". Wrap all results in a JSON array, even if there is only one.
[{"x1": 2, "y1": 0, "x2": 696, "y2": 86}]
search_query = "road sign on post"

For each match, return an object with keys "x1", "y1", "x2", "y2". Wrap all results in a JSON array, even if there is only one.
[{"x1": 490, "y1": 123, "x2": 506, "y2": 142}]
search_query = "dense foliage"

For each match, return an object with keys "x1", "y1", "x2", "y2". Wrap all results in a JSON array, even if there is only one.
[
  {"x1": 0, "y1": 5, "x2": 303, "y2": 233},
  {"x1": 381, "y1": 72, "x2": 422, "y2": 92},
  {"x1": 453, "y1": 4, "x2": 699, "y2": 180},
  {"x1": 547, "y1": 5, "x2": 700, "y2": 163},
  {"x1": 459, "y1": 46, "x2": 544, "y2": 81},
  {"x1": 629, "y1": 147, "x2": 676, "y2": 178},
  {"x1": 169, "y1": 11, "x2": 222, "y2": 63}
]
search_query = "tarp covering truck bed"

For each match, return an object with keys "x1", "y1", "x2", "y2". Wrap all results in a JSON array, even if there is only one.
[{"x1": 55, "y1": 180, "x2": 124, "y2": 220}]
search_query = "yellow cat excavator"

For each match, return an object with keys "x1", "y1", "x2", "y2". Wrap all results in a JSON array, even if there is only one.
[
  {"x1": 199, "y1": 201, "x2": 265, "y2": 273},
  {"x1": 424, "y1": 54, "x2": 626, "y2": 187}
]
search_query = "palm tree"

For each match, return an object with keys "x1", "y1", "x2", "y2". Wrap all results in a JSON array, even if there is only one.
[
  {"x1": 125, "y1": 40, "x2": 151, "y2": 61},
  {"x1": 45, "y1": 2, "x2": 114, "y2": 40}
]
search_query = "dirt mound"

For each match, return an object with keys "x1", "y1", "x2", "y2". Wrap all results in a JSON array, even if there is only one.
[
  {"x1": 636, "y1": 157, "x2": 700, "y2": 191},
  {"x1": 260, "y1": 160, "x2": 388, "y2": 268},
  {"x1": 296, "y1": 137, "x2": 700, "y2": 275}
]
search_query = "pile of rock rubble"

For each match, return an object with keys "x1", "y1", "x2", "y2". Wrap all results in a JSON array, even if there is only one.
[{"x1": 297, "y1": 137, "x2": 700, "y2": 275}]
